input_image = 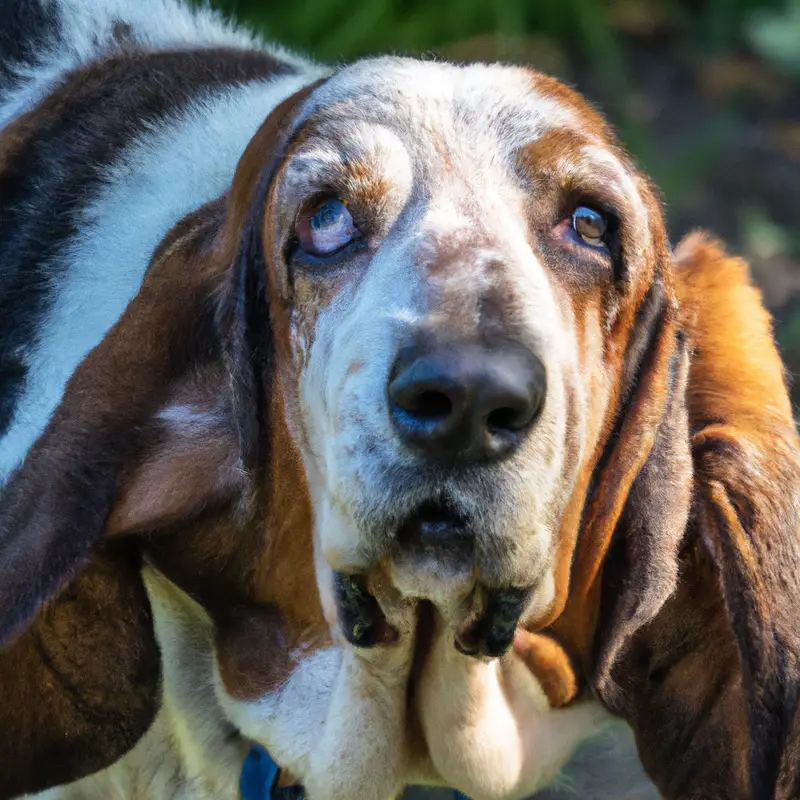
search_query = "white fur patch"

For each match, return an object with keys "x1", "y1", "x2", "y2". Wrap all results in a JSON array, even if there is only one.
[
  {"x1": 215, "y1": 592, "x2": 626, "y2": 800},
  {"x1": 216, "y1": 646, "x2": 413, "y2": 800},
  {"x1": 157, "y1": 404, "x2": 223, "y2": 434},
  {"x1": 299, "y1": 59, "x2": 578, "y2": 154},
  {"x1": 0, "y1": 0, "x2": 314, "y2": 129},
  {"x1": 415, "y1": 631, "x2": 612, "y2": 799}
]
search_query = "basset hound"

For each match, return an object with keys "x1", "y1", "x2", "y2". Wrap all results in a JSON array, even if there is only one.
[{"x1": 1, "y1": 1, "x2": 799, "y2": 799}]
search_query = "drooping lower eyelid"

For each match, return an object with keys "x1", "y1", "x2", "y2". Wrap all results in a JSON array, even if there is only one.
[
  {"x1": 291, "y1": 233, "x2": 368, "y2": 267},
  {"x1": 551, "y1": 218, "x2": 611, "y2": 255},
  {"x1": 572, "y1": 228, "x2": 610, "y2": 252}
]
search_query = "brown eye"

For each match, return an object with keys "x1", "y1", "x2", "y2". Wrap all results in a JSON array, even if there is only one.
[{"x1": 572, "y1": 206, "x2": 608, "y2": 248}]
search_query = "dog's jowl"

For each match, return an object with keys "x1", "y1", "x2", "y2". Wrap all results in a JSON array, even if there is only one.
[{"x1": 1, "y1": 2, "x2": 799, "y2": 799}]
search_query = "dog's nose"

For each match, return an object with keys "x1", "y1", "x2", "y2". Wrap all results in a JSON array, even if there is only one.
[{"x1": 388, "y1": 341, "x2": 546, "y2": 461}]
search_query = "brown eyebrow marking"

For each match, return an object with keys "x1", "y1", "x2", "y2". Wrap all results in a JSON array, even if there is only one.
[
  {"x1": 516, "y1": 128, "x2": 633, "y2": 208},
  {"x1": 517, "y1": 128, "x2": 597, "y2": 187},
  {"x1": 340, "y1": 159, "x2": 392, "y2": 211}
]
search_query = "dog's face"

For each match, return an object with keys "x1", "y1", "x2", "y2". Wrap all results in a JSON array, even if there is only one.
[{"x1": 262, "y1": 58, "x2": 662, "y2": 633}]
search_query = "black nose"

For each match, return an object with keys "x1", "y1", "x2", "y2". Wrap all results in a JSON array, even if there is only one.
[{"x1": 388, "y1": 341, "x2": 546, "y2": 461}]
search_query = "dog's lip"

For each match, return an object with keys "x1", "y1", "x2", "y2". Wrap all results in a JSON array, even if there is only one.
[
  {"x1": 453, "y1": 586, "x2": 532, "y2": 658},
  {"x1": 333, "y1": 567, "x2": 532, "y2": 660},
  {"x1": 333, "y1": 501, "x2": 535, "y2": 659},
  {"x1": 395, "y1": 499, "x2": 473, "y2": 555}
]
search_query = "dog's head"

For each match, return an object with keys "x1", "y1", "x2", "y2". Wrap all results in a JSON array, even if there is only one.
[
  {"x1": 1, "y1": 57, "x2": 798, "y2": 800},
  {"x1": 249, "y1": 59, "x2": 676, "y2": 640}
]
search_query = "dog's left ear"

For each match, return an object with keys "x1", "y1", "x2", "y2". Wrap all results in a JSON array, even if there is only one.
[
  {"x1": 587, "y1": 235, "x2": 800, "y2": 799},
  {"x1": 674, "y1": 235, "x2": 800, "y2": 799},
  {"x1": 549, "y1": 256, "x2": 693, "y2": 694}
]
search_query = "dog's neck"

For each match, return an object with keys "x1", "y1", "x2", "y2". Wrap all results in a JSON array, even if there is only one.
[{"x1": 33, "y1": 564, "x2": 658, "y2": 800}]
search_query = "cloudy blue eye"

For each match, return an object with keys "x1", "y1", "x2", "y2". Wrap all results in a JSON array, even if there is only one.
[
  {"x1": 571, "y1": 206, "x2": 608, "y2": 248},
  {"x1": 296, "y1": 198, "x2": 358, "y2": 257}
]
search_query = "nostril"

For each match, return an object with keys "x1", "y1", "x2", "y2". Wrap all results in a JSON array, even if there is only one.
[
  {"x1": 405, "y1": 390, "x2": 452, "y2": 420},
  {"x1": 486, "y1": 405, "x2": 528, "y2": 433}
]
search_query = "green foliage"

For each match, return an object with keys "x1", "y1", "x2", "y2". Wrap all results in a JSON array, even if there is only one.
[
  {"x1": 202, "y1": 0, "x2": 788, "y2": 176},
  {"x1": 210, "y1": 0, "x2": 503, "y2": 61},
  {"x1": 748, "y1": 0, "x2": 800, "y2": 75},
  {"x1": 207, "y1": 0, "x2": 784, "y2": 62}
]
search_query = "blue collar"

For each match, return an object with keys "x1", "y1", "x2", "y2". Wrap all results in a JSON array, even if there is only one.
[
  {"x1": 240, "y1": 742, "x2": 473, "y2": 799},
  {"x1": 239, "y1": 744, "x2": 305, "y2": 800}
]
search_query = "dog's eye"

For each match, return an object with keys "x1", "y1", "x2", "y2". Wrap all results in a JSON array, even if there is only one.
[
  {"x1": 571, "y1": 206, "x2": 608, "y2": 248},
  {"x1": 296, "y1": 199, "x2": 358, "y2": 256}
]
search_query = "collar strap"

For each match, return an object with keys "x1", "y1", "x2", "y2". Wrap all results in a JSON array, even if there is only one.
[
  {"x1": 239, "y1": 742, "x2": 474, "y2": 798},
  {"x1": 240, "y1": 743, "x2": 305, "y2": 799}
]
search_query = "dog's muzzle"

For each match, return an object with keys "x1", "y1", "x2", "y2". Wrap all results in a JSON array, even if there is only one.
[{"x1": 333, "y1": 336, "x2": 547, "y2": 660}]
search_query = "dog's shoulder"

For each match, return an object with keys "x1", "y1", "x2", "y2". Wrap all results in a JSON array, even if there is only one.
[{"x1": 0, "y1": 0, "x2": 324, "y2": 482}]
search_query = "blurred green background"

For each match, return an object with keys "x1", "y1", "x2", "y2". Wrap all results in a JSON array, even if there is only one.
[{"x1": 211, "y1": 0, "x2": 799, "y2": 406}]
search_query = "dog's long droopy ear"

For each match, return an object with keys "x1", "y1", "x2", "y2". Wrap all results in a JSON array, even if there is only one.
[
  {"x1": 592, "y1": 234, "x2": 800, "y2": 799},
  {"x1": 588, "y1": 321, "x2": 693, "y2": 707},
  {"x1": 0, "y1": 79, "x2": 321, "y2": 644},
  {"x1": 679, "y1": 235, "x2": 800, "y2": 798},
  {"x1": 549, "y1": 264, "x2": 693, "y2": 680},
  {"x1": 0, "y1": 208, "x2": 240, "y2": 797},
  {"x1": 0, "y1": 216, "x2": 236, "y2": 645},
  {"x1": 0, "y1": 82, "x2": 322, "y2": 795}
]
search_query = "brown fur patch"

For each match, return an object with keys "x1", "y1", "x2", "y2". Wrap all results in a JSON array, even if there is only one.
[
  {"x1": 675, "y1": 232, "x2": 793, "y2": 427},
  {"x1": 513, "y1": 630, "x2": 579, "y2": 708},
  {"x1": 531, "y1": 72, "x2": 612, "y2": 138},
  {"x1": 577, "y1": 234, "x2": 800, "y2": 798},
  {"x1": 0, "y1": 546, "x2": 160, "y2": 799}
]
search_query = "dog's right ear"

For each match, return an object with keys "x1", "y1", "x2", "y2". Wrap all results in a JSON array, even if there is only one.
[
  {"x1": 0, "y1": 221, "x2": 238, "y2": 647},
  {"x1": 0, "y1": 80, "x2": 322, "y2": 796},
  {"x1": 0, "y1": 204, "x2": 240, "y2": 797}
]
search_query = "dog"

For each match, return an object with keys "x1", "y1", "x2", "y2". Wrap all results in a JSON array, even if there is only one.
[{"x1": 1, "y1": 1, "x2": 799, "y2": 798}]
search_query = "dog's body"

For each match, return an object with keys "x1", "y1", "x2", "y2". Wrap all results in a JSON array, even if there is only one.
[
  {"x1": 1, "y1": 3, "x2": 799, "y2": 800},
  {"x1": 1, "y1": 8, "x2": 626, "y2": 796}
]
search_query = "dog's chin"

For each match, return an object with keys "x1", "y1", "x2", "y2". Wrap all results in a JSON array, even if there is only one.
[
  {"x1": 331, "y1": 497, "x2": 544, "y2": 660},
  {"x1": 388, "y1": 500, "x2": 476, "y2": 607}
]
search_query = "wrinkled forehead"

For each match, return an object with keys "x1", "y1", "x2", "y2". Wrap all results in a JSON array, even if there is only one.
[
  {"x1": 281, "y1": 57, "x2": 639, "y2": 213},
  {"x1": 303, "y1": 58, "x2": 594, "y2": 143},
  {"x1": 298, "y1": 58, "x2": 608, "y2": 156}
]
